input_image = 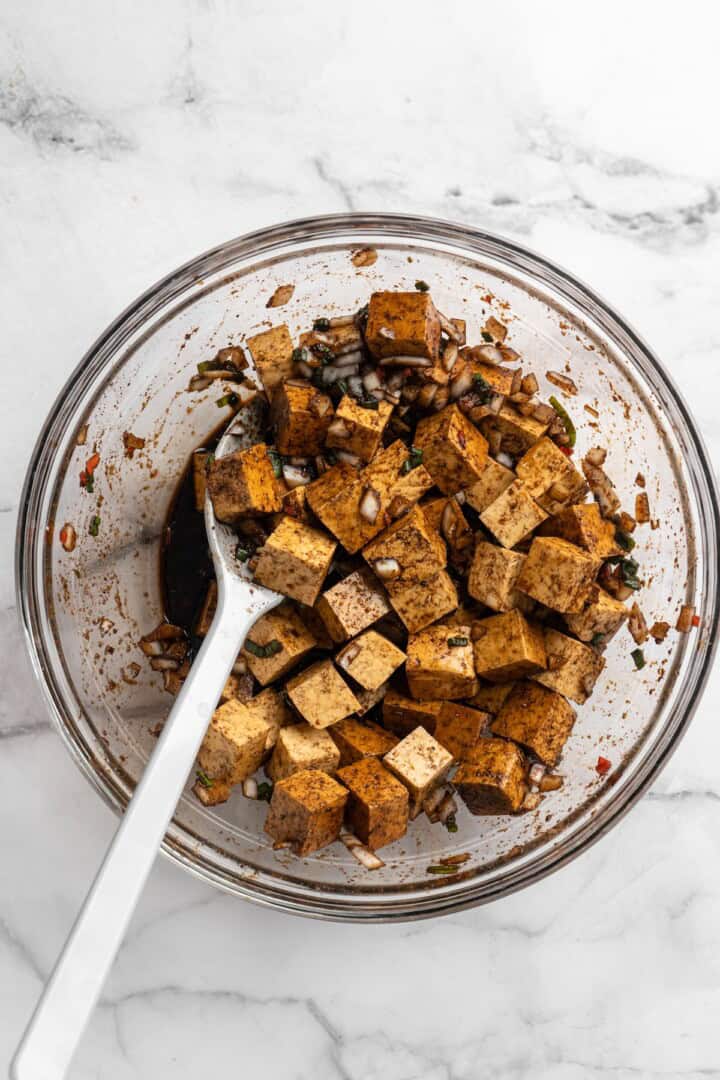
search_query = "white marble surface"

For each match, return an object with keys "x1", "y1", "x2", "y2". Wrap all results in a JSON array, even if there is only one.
[{"x1": 2, "y1": 2, "x2": 720, "y2": 1076}]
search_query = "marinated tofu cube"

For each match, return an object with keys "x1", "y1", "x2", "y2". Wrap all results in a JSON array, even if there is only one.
[
  {"x1": 515, "y1": 437, "x2": 586, "y2": 506},
  {"x1": 336, "y1": 630, "x2": 406, "y2": 691},
  {"x1": 243, "y1": 687, "x2": 294, "y2": 751},
  {"x1": 195, "y1": 580, "x2": 218, "y2": 636},
  {"x1": 491, "y1": 681, "x2": 576, "y2": 767},
  {"x1": 264, "y1": 769, "x2": 348, "y2": 855},
  {"x1": 242, "y1": 602, "x2": 317, "y2": 685},
  {"x1": 469, "y1": 360, "x2": 518, "y2": 397},
  {"x1": 327, "y1": 395, "x2": 393, "y2": 462},
  {"x1": 385, "y1": 569, "x2": 459, "y2": 633},
  {"x1": 564, "y1": 587, "x2": 629, "y2": 643},
  {"x1": 298, "y1": 323, "x2": 363, "y2": 359},
  {"x1": 383, "y1": 727, "x2": 453, "y2": 818},
  {"x1": 480, "y1": 481, "x2": 548, "y2": 549},
  {"x1": 419, "y1": 496, "x2": 473, "y2": 567},
  {"x1": 336, "y1": 757, "x2": 409, "y2": 849},
  {"x1": 466, "y1": 681, "x2": 517, "y2": 714},
  {"x1": 365, "y1": 290, "x2": 442, "y2": 360},
  {"x1": 454, "y1": 738, "x2": 528, "y2": 814},
  {"x1": 286, "y1": 659, "x2": 360, "y2": 729},
  {"x1": 481, "y1": 404, "x2": 549, "y2": 456},
  {"x1": 468, "y1": 542, "x2": 529, "y2": 613},
  {"x1": 266, "y1": 723, "x2": 340, "y2": 782},
  {"x1": 362, "y1": 505, "x2": 446, "y2": 586},
  {"x1": 192, "y1": 450, "x2": 210, "y2": 511},
  {"x1": 382, "y1": 690, "x2": 443, "y2": 737},
  {"x1": 193, "y1": 776, "x2": 233, "y2": 807},
  {"x1": 533, "y1": 628, "x2": 605, "y2": 705},
  {"x1": 269, "y1": 380, "x2": 334, "y2": 456},
  {"x1": 434, "y1": 701, "x2": 487, "y2": 761},
  {"x1": 246, "y1": 324, "x2": 294, "y2": 396},
  {"x1": 517, "y1": 537, "x2": 601, "y2": 614},
  {"x1": 538, "y1": 502, "x2": 621, "y2": 559},
  {"x1": 207, "y1": 443, "x2": 282, "y2": 523},
  {"x1": 253, "y1": 517, "x2": 336, "y2": 605},
  {"x1": 294, "y1": 602, "x2": 335, "y2": 650},
  {"x1": 328, "y1": 717, "x2": 399, "y2": 767},
  {"x1": 406, "y1": 625, "x2": 476, "y2": 700},
  {"x1": 354, "y1": 683, "x2": 390, "y2": 717},
  {"x1": 472, "y1": 610, "x2": 546, "y2": 682},
  {"x1": 197, "y1": 699, "x2": 272, "y2": 784},
  {"x1": 465, "y1": 457, "x2": 516, "y2": 513},
  {"x1": 316, "y1": 567, "x2": 391, "y2": 643},
  {"x1": 415, "y1": 405, "x2": 489, "y2": 494}
]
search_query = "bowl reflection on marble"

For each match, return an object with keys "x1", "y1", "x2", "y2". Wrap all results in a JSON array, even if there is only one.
[{"x1": 16, "y1": 213, "x2": 720, "y2": 921}]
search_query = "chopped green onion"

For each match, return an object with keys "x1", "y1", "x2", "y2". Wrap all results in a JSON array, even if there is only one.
[
  {"x1": 590, "y1": 632, "x2": 605, "y2": 646},
  {"x1": 256, "y1": 781, "x2": 274, "y2": 802},
  {"x1": 291, "y1": 346, "x2": 309, "y2": 365},
  {"x1": 313, "y1": 317, "x2": 331, "y2": 331},
  {"x1": 196, "y1": 768, "x2": 214, "y2": 789},
  {"x1": 357, "y1": 398, "x2": 379, "y2": 410},
  {"x1": 311, "y1": 343, "x2": 335, "y2": 364},
  {"x1": 85, "y1": 474, "x2": 95, "y2": 494},
  {"x1": 415, "y1": 280, "x2": 430, "y2": 292},
  {"x1": 264, "y1": 639, "x2": 282, "y2": 657},
  {"x1": 615, "y1": 529, "x2": 636, "y2": 552},
  {"x1": 444, "y1": 815, "x2": 458, "y2": 833},
  {"x1": 266, "y1": 448, "x2": 283, "y2": 478},
  {"x1": 548, "y1": 395, "x2": 576, "y2": 447},
  {"x1": 400, "y1": 446, "x2": 424, "y2": 474},
  {"x1": 447, "y1": 636, "x2": 469, "y2": 647},
  {"x1": 631, "y1": 648, "x2": 645, "y2": 670},
  {"x1": 88, "y1": 515, "x2": 101, "y2": 537},
  {"x1": 245, "y1": 638, "x2": 282, "y2": 659},
  {"x1": 204, "y1": 452, "x2": 215, "y2": 471},
  {"x1": 481, "y1": 330, "x2": 494, "y2": 343},
  {"x1": 472, "y1": 372, "x2": 492, "y2": 402},
  {"x1": 336, "y1": 378, "x2": 349, "y2": 396},
  {"x1": 426, "y1": 864, "x2": 459, "y2": 875},
  {"x1": 216, "y1": 392, "x2": 239, "y2": 409},
  {"x1": 235, "y1": 544, "x2": 251, "y2": 562}
]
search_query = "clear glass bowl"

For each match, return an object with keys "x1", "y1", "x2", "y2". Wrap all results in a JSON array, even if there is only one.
[{"x1": 16, "y1": 213, "x2": 720, "y2": 921}]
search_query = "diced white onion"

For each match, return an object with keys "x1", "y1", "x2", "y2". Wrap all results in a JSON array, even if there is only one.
[
  {"x1": 359, "y1": 486, "x2": 381, "y2": 524},
  {"x1": 363, "y1": 370, "x2": 382, "y2": 393},
  {"x1": 334, "y1": 449, "x2": 362, "y2": 466},
  {"x1": 243, "y1": 778, "x2": 258, "y2": 799},
  {"x1": 373, "y1": 557, "x2": 401, "y2": 581},
  {"x1": 340, "y1": 832, "x2": 385, "y2": 870},
  {"x1": 328, "y1": 418, "x2": 351, "y2": 440},
  {"x1": 496, "y1": 451, "x2": 514, "y2": 469},
  {"x1": 449, "y1": 368, "x2": 473, "y2": 401},
  {"x1": 282, "y1": 464, "x2": 311, "y2": 489},
  {"x1": 379, "y1": 355, "x2": 432, "y2": 368}
]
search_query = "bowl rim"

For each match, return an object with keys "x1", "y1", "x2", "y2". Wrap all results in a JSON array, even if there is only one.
[{"x1": 16, "y1": 211, "x2": 720, "y2": 921}]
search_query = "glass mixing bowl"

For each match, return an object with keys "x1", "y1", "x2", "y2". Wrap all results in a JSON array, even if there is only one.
[{"x1": 16, "y1": 213, "x2": 720, "y2": 921}]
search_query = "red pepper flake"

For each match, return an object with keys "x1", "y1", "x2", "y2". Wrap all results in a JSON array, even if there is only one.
[
  {"x1": 559, "y1": 444, "x2": 574, "y2": 456},
  {"x1": 79, "y1": 470, "x2": 88, "y2": 488},
  {"x1": 692, "y1": 614, "x2": 701, "y2": 627},
  {"x1": 596, "y1": 756, "x2": 612, "y2": 776},
  {"x1": 85, "y1": 452, "x2": 100, "y2": 476}
]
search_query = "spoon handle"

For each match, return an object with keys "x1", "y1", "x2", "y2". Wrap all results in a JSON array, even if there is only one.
[{"x1": 11, "y1": 592, "x2": 264, "y2": 1080}]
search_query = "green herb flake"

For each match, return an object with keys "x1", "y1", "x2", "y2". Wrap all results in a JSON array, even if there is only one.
[
  {"x1": 244, "y1": 638, "x2": 282, "y2": 659},
  {"x1": 447, "y1": 635, "x2": 469, "y2": 647},
  {"x1": 85, "y1": 474, "x2": 95, "y2": 494},
  {"x1": 444, "y1": 815, "x2": 459, "y2": 833},
  {"x1": 336, "y1": 378, "x2": 349, "y2": 396},
  {"x1": 311, "y1": 343, "x2": 335, "y2": 364},
  {"x1": 590, "y1": 632, "x2": 605, "y2": 646},
  {"x1": 357, "y1": 397, "x2": 379, "y2": 410},
  {"x1": 291, "y1": 346, "x2": 309, "y2": 365},
  {"x1": 88, "y1": 515, "x2": 101, "y2": 537},
  {"x1": 481, "y1": 330, "x2": 494, "y2": 343},
  {"x1": 548, "y1": 395, "x2": 577, "y2": 448},
  {"x1": 235, "y1": 544, "x2": 251, "y2": 563},
  {"x1": 426, "y1": 864, "x2": 459, "y2": 875},
  {"x1": 631, "y1": 648, "x2": 646, "y2": 670},
  {"x1": 216, "y1": 392, "x2": 240, "y2": 409},
  {"x1": 264, "y1": 639, "x2": 283, "y2": 657},
  {"x1": 196, "y1": 768, "x2": 214, "y2": 789},
  {"x1": 415, "y1": 280, "x2": 430, "y2": 292},
  {"x1": 313, "y1": 317, "x2": 331, "y2": 331},
  {"x1": 256, "y1": 781, "x2": 274, "y2": 802},
  {"x1": 400, "y1": 446, "x2": 424, "y2": 475},
  {"x1": 615, "y1": 529, "x2": 636, "y2": 552},
  {"x1": 266, "y1": 448, "x2": 283, "y2": 478},
  {"x1": 204, "y1": 452, "x2": 215, "y2": 471}
]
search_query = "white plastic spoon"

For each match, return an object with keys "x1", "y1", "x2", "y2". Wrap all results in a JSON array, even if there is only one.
[{"x1": 11, "y1": 405, "x2": 281, "y2": 1080}]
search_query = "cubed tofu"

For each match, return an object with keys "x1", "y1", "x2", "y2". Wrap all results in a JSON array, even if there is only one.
[
  {"x1": 207, "y1": 444, "x2": 282, "y2": 523},
  {"x1": 480, "y1": 481, "x2": 548, "y2": 549},
  {"x1": 286, "y1": 659, "x2": 360, "y2": 729},
  {"x1": 243, "y1": 687, "x2": 294, "y2": 751},
  {"x1": 466, "y1": 681, "x2": 517, "y2": 714},
  {"x1": 533, "y1": 628, "x2": 605, "y2": 705},
  {"x1": 328, "y1": 717, "x2": 399, "y2": 767},
  {"x1": 472, "y1": 610, "x2": 547, "y2": 682},
  {"x1": 253, "y1": 516, "x2": 336, "y2": 605},
  {"x1": 264, "y1": 769, "x2": 348, "y2": 855},
  {"x1": 382, "y1": 690, "x2": 443, "y2": 737},
  {"x1": 336, "y1": 630, "x2": 406, "y2": 691},
  {"x1": 326, "y1": 395, "x2": 393, "y2": 462},
  {"x1": 354, "y1": 683, "x2": 390, "y2": 717},
  {"x1": 491, "y1": 681, "x2": 576, "y2": 767},
  {"x1": 515, "y1": 437, "x2": 586, "y2": 507},
  {"x1": 539, "y1": 502, "x2": 621, "y2": 559},
  {"x1": 270, "y1": 380, "x2": 334, "y2": 456},
  {"x1": 468, "y1": 542, "x2": 529, "y2": 613},
  {"x1": 362, "y1": 505, "x2": 446, "y2": 586},
  {"x1": 195, "y1": 579, "x2": 218, "y2": 636},
  {"x1": 197, "y1": 699, "x2": 272, "y2": 784},
  {"x1": 406, "y1": 625, "x2": 476, "y2": 700},
  {"x1": 516, "y1": 537, "x2": 601, "y2": 614},
  {"x1": 316, "y1": 567, "x2": 391, "y2": 643},
  {"x1": 383, "y1": 727, "x2": 453, "y2": 818},
  {"x1": 453, "y1": 738, "x2": 528, "y2": 814},
  {"x1": 192, "y1": 450, "x2": 210, "y2": 511},
  {"x1": 193, "y1": 776, "x2": 233, "y2": 807},
  {"x1": 415, "y1": 405, "x2": 489, "y2": 494},
  {"x1": 419, "y1": 496, "x2": 473, "y2": 567},
  {"x1": 470, "y1": 361, "x2": 518, "y2": 397},
  {"x1": 385, "y1": 569, "x2": 459, "y2": 633},
  {"x1": 242, "y1": 602, "x2": 317, "y2": 685},
  {"x1": 336, "y1": 757, "x2": 409, "y2": 849},
  {"x1": 299, "y1": 323, "x2": 363, "y2": 358},
  {"x1": 365, "y1": 290, "x2": 442, "y2": 360},
  {"x1": 564, "y1": 587, "x2": 629, "y2": 643},
  {"x1": 434, "y1": 701, "x2": 487, "y2": 761},
  {"x1": 481, "y1": 404, "x2": 549, "y2": 455},
  {"x1": 464, "y1": 457, "x2": 516, "y2": 513},
  {"x1": 266, "y1": 723, "x2": 340, "y2": 782},
  {"x1": 246, "y1": 324, "x2": 294, "y2": 396}
]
